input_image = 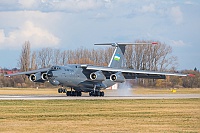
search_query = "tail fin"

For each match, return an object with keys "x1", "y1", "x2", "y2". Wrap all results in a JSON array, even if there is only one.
[
  {"x1": 108, "y1": 44, "x2": 125, "y2": 68},
  {"x1": 94, "y1": 42, "x2": 157, "y2": 68}
]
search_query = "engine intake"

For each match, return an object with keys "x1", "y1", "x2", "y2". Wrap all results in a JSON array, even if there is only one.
[
  {"x1": 110, "y1": 72, "x2": 125, "y2": 83},
  {"x1": 41, "y1": 73, "x2": 48, "y2": 80},
  {"x1": 90, "y1": 71, "x2": 105, "y2": 81}
]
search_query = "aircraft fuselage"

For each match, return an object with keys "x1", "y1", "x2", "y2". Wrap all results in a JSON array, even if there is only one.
[{"x1": 47, "y1": 64, "x2": 115, "y2": 92}]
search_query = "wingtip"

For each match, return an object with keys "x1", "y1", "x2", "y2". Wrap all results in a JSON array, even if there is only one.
[
  {"x1": 152, "y1": 42, "x2": 158, "y2": 45},
  {"x1": 187, "y1": 74, "x2": 195, "y2": 77}
]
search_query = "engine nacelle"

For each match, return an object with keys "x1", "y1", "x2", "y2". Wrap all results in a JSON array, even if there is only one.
[
  {"x1": 110, "y1": 72, "x2": 125, "y2": 83},
  {"x1": 29, "y1": 72, "x2": 47, "y2": 82},
  {"x1": 41, "y1": 73, "x2": 48, "y2": 81},
  {"x1": 29, "y1": 72, "x2": 42, "y2": 82},
  {"x1": 90, "y1": 71, "x2": 105, "y2": 81}
]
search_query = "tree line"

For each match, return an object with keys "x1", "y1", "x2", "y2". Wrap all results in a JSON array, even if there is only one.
[
  {"x1": 0, "y1": 41, "x2": 199, "y2": 88},
  {"x1": 19, "y1": 41, "x2": 177, "y2": 71}
]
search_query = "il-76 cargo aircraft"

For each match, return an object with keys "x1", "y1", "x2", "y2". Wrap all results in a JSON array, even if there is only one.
[{"x1": 5, "y1": 43, "x2": 189, "y2": 96}]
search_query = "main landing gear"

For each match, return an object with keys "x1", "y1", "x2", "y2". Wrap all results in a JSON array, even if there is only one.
[
  {"x1": 57, "y1": 87, "x2": 105, "y2": 97},
  {"x1": 66, "y1": 91, "x2": 82, "y2": 96},
  {"x1": 89, "y1": 91, "x2": 104, "y2": 97},
  {"x1": 58, "y1": 88, "x2": 82, "y2": 96},
  {"x1": 89, "y1": 84, "x2": 104, "y2": 97},
  {"x1": 58, "y1": 88, "x2": 66, "y2": 93}
]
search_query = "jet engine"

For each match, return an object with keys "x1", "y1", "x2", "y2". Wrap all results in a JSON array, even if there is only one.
[
  {"x1": 41, "y1": 73, "x2": 48, "y2": 80},
  {"x1": 90, "y1": 71, "x2": 105, "y2": 81},
  {"x1": 110, "y1": 72, "x2": 125, "y2": 83},
  {"x1": 29, "y1": 72, "x2": 47, "y2": 82}
]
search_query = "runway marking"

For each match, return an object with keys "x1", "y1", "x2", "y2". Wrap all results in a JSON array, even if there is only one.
[{"x1": 0, "y1": 94, "x2": 200, "y2": 100}]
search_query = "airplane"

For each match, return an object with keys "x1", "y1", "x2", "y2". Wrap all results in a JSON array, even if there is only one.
[{"x1": 4, "y1": 42, "x2": 189, "y2": 96}]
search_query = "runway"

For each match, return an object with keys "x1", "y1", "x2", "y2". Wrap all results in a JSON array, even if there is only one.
[{"x1": 0, "y1": 94, "x2": 200, "y2": 100}]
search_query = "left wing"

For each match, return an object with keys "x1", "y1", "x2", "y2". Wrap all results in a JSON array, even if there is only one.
[
  {"x1": 4, "y1": 68, "x2": 50, "y2": 77},
  {"x1": 82, "y1": 65, "x2": 187, "y2": 79}
]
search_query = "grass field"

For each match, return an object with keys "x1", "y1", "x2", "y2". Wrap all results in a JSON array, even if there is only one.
[
  {"x1": 134, "y1": 87, "x2": 200, "y2": 94},
  {"x1": 0, "y1": 99, "x2": 199, "y2": 133},
  {"x1": 0, "y1": 87, "x2": 200, "y2": 95},
  {"x1": 0, "y1": 88, "x2": 199, "y2": 132}
]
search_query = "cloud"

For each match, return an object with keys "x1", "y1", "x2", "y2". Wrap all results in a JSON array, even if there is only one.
[
  {"x1": 184, "y1": 1, "x2": 194, "y2": 5},
  {"x1": 138, "y1": 3, "x2": 155, "y2": 13},
  {"x1": 170, "y1": 40, "x2": 186, "y2": 46},
  {"x1": 94, "y1": 12, "x2": 108, "y2": 19},
  {"x1": 0, "y1": 29, "x2": 5, "y2": 43},
  {"x1": 170, "y1": 6, "x2": 183, "y2": 24},
  {"x1": 0, "y1": 0, "x2": 105, "y2": 12},
  {"x1": 0, "y1": 21, "x2": 60, "y2": 49},
  {"x1": 49, "y1": 0, "x2": 105, "y2": 12},
  {"x1": 18, "y1": 0, "x2": 39, "y2": 9}
]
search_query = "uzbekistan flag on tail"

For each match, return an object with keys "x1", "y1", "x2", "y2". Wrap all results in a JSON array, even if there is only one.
[{"x1": 114, "y1": 54, "x2": 120, "y2": 61}]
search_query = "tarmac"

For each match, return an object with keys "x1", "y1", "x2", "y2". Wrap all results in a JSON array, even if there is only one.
[{"x1": 0, "y1": 94, "x2": 199, "y2": 100}]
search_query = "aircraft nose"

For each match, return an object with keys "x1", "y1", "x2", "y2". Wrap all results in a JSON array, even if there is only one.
[{"x1": 47, "y1": 70, "x2": 53, "y2": 78}]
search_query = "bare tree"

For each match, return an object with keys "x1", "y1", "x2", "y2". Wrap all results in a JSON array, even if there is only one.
[
  {"x1": 18, "y1": 41, "x2": 31, "y2": 81},
  {"x1": 37, "y1": 48, "x2": 53, "y2": 68},
  {"x1": 129, "y1": 41, "x2": 177, "y2": 71},
  {"x1": 124, "y1": 40, "x2": 178, "y2": 87},
  {"x1": 53, "y1": 49, "x2": 61, "y2": 65},
  {"x1": 60, "y1": 50, "x2": 68, "y2": 65},
  {"x1": 18, "y1": 41, "x2": 31, "y2": 71},
  {"x1": 30, "y1": 51, "x2": 37, "y2": 70}
]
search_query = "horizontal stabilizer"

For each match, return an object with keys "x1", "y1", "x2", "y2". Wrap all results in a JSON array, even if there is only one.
[{"x1": 94, "y1": 42, "x2": 157, "y2": 47}]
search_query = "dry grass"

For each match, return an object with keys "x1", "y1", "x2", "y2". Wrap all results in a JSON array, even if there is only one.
[
  {"x1": 0, "y1": 88, "x2": 199, "y2": 132},
  {"x1": 133, "y1": 87, "x2": 200, "y2": 94},
  {"x1": 0, "y1": 87, "x2": 200, "y2": 96},
  {"x1": 0, "y1": 99, "x2": 199, "y2": 133},
  {"x1": 0, "y1": 87, "x2": 58, "y2": 95}
]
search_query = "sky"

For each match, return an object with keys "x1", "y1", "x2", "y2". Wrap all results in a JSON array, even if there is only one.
[{"x1": 0, "y1": 0, "x2": 199, "y2": 70}]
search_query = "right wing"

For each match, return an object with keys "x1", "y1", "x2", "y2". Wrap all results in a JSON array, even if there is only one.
[{"x1": 82, "y1": 65, "x2": 188, "y2": 79}]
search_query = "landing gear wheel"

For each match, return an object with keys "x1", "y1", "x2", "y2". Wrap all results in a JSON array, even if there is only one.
[
  {"x1": 100, "y1": 91, "x2": 104, "y2": 97},
  {"x1": 66, "y1": 91, "x2": 82, "y2": 96},
  {"x1": 58, "y1": 88, "x2": 66, "y2": 93},
  {"x1": 58, "y1": 88, "x2": 63, "y2": 93},
  {"x1": 89, "y1": 91, "x2": 104, "y2": 97},
  {"x1": 66, "y1": 91, "x2": 71, "y2": 96},
  {"x1": 63, "y1": 89, "x2": 66, "y2": 93},
  {"x1": 95, "y1": 91, "x2": 100, "y2": 96},
  {"x1": 89, "y1": 91, "x2": 93, "y2": 96},
  {"x1": 77, "y1": 91, "x2": 82, "y2": 96},
  {"x1": 72, "y1": 91, "x2": 76, "y2": 96}
]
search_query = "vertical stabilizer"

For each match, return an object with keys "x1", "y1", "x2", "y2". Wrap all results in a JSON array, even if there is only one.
[
  {"x1": 94, "y1": 42, "x2": 157, "y2": 68},
  {"x1": 108, "y1": 45, "x2": 125, "y2": 68}
]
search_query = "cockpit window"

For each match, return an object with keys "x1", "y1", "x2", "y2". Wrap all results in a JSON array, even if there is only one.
[{"x1": 51, "y1": 66, "x2": 61, "y2": 70}]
